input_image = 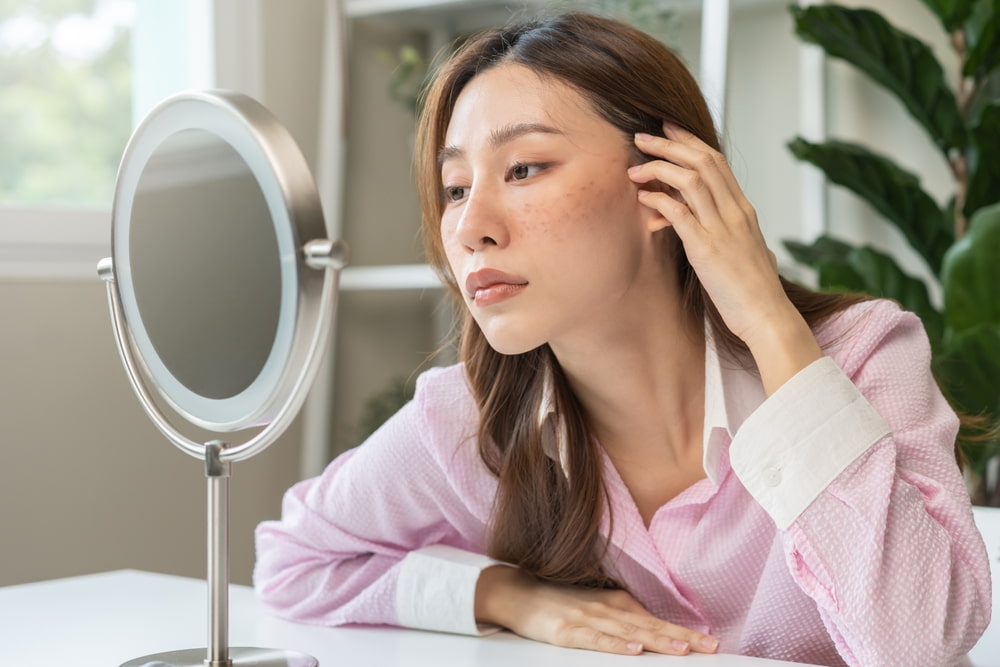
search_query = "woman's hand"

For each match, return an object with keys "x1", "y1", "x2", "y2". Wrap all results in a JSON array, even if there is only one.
[
  {"x1": 475, "y1": 565, "x2": 720, "y2": 656},
  {"x1": 627, "y1": 122, "x2": 822, "y2": 395}
]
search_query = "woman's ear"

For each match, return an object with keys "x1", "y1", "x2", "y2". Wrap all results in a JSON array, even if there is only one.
[
  {"x1": 635, "y1": 182, "x2": 672, "y2": 233},
  {"x1": 627, "y1": 145, "x2": 673, "y2": 232},
  {"x1": 642, "y1": 196, "x2": 671, "y2": 233}
]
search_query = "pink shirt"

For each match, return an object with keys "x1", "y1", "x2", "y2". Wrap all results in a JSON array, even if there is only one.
[{"x1": 254, "y1": 300, "x2": 991, "y2": 666}]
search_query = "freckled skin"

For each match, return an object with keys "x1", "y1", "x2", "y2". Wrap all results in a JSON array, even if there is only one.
[{"x1": 439, "y1": 65, "x2": 674, "y2": 358}]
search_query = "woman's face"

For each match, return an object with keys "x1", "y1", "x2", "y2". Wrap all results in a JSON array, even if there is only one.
[{"x1": 440, "y1": 63, "x2": 665, "y2": 356}]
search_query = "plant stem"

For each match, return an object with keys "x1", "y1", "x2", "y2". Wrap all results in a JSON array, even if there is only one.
[{"x1": 950, "y1": 28, "x2": 970, "y2": 238}]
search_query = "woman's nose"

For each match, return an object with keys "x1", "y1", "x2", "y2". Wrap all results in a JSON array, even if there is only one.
[{"x1": 455, "y1": 187, "x2": 510, "y2": 252}]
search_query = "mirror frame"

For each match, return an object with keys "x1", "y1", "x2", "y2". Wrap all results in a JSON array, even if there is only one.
[{"x1": 106, "y1": 90, "x2": 339, "y2": 459}]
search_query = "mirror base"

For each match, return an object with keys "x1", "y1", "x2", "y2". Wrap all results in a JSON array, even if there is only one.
[{"x1": 120, "y1": 646, "x2": 318, "y2": 666}]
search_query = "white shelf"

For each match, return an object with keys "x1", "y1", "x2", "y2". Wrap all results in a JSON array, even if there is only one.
[
  {"x1": 346, "y1": 0, "x2": 513, "y2": 17},
  {"x1": 345, "y1": 0, "x2": 546, "y2": 33},
  {"x1": 340, "y1": 263, "x2": 441, "y2": 291},
  {"x1": 346, "y1": 0, "x2": 782, "y2": 20}
]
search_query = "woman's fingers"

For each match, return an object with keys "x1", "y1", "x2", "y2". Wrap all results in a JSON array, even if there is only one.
[
  {"x1": 660, "y1": 121, "x2": 743, "y2": 195},
  {"x1": 624, "y1": 121, "x2": 794, "y2": 348},
  {"x1": 484, "y1": 571, "x2": 722, "y2": 657},
  {"x1": 629, "y1": 128, "x2": 755, "y2": 235},
  {"x1": 554, "y1": 626, "x2": 647, "y2": 656},
  {"x1": 549, "y1": 601, "x2": 720, "y2": 656}
]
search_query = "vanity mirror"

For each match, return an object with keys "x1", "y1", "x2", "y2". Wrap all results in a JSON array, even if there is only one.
[{"x1": 98, "y1": 90, "x2": 347, "y2": 667}]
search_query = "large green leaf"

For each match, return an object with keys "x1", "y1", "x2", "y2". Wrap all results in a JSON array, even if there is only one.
[
  {"x1": 964, "y1": 0, "x2": 1000, "y2": 78},
  {"x1": 919, "y1": 0, "x2": 975, "y2": 32},
  {"x1": 788, "y1": 137, "x2": 954, "y2": 273},
  {"x1": 791, "y1": 4, "x2": 966, "y2": 154},
  {"x1": 935, "y1": 323, "x2": 1000, "y2": 474},
  {"x1": 816, "y1": 259, "x2": 867, "y2": 293},
  {"x1": 784, "y1": 235, "x2": 854, "y2": 266},
  {"x1": 941, "y1": 201, "x2": 1000, "y2": 332},
  {"x1": 965, "y1": 102, "x2": 1000, "y2": 217},
  {"x1": 784, "y1": 235, "x2": 866, "y2": 291},
  {"x1": 785, "y1": 235, "x2": 945, "y2": 349},
  {"x1": 845, "y1": 246, "x2": 945, "y2": 350}
]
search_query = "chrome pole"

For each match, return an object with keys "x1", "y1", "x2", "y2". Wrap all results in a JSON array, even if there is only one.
[{"x1": 205, "y1": 441, "x2": 232, "y2": 667}]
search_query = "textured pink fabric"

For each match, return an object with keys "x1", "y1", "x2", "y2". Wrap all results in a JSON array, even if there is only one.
[{"x1": 255, "y1": 300, "x2": 991, "y2": 666}]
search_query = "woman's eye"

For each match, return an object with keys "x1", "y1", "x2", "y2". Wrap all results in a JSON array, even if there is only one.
[
  {"x1": 444, "y1": 185, "x2": 467, "y2": 202},
  {"x1": 510, "y1": 163, "x2": 536, "y2": 181}
]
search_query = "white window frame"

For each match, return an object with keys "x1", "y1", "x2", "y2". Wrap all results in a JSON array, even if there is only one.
[{"x1": 0, "y1": 0, "x2": 262, "y2": 281}]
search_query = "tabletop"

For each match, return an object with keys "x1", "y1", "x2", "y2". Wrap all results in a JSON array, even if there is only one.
[{"x1": 0, "y1": 569, "x2": 823, "y2": 666}]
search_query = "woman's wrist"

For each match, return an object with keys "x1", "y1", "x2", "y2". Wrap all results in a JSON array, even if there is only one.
[
  {"x1": 474, "y1": 564, "x2": 532, "y2": 628},
  {"x1": 742, "y1": 306, "x2": 823, "y2": 397}
]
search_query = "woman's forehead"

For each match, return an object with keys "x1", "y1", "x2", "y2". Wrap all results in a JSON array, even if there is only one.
[{"x1": 444, "y1": 65, "x2": 610, "y2": 146}]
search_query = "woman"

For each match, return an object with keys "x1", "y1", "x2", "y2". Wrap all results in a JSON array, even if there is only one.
[{"x1": 255, "y1": 12, "x2": 990, "y2": 665}]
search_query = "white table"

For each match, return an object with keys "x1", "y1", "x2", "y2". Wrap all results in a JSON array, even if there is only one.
[{"x1": 0, "y1": 570, "x2": 818, "y2": 666}]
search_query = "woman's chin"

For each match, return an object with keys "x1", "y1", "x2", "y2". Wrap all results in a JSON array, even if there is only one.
[{"x1": 482, "y1": 330, "x2": 545, "y2": 357}]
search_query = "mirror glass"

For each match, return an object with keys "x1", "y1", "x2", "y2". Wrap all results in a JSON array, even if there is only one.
[
  {"x1": 109, "y1": 92, "x2": 324, "y2": 437},
  {"x1": 128, "y1": 129, "x2": 282, "y2": 401}
]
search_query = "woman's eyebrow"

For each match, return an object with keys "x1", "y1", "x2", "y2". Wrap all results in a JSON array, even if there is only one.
[
  {"x1": 438, "y1": 122, "x2": 564, "y2": 167},
  {"x1": 489, "y1": 122, "x2": 562, "y2": 148}
]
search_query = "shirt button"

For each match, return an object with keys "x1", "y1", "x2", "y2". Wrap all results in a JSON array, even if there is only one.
[{"x1": 763, "y1": 466, "x2": 782, "y2": 487}]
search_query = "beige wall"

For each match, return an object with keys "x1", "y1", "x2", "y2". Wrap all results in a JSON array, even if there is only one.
[
  {"x1": 0, "y1": 280, "x2": 303, "y2": 586},
  {"x1": 0, "y1": 0, "x2": 956, "y2": 588}
]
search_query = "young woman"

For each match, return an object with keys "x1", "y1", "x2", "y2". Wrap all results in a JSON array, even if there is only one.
[{"x1": 255, "y1": 12, "x2": 991, "y2": 665}]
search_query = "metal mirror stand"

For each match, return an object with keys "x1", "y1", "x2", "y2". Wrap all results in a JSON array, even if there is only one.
[{"x1": 98, "y1": 238, "x2": 347, "y2": 667}]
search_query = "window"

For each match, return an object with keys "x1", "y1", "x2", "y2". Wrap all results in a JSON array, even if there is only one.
[
  {"x1": 0, "y1": 0, "x2": 134, "y2": 208},
  {"x1": 0, "y1": 0, "x2": 218, "y2": 278}
]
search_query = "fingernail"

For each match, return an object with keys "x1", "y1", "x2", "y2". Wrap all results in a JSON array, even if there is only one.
[
  {"x1": 627, "y1": 164, "x2": 640, "y2": 175},
  {"x1": 626, "y1": 641, "x2": 643, "y2": 653},
  {"x1": 634, "y1": 132, "x2": 653, "y2": 142},
  {"x1": 700, "y1": 636, "x2": 719, "y2": 651},
  {"x1": 672, "y1": 639, "x2": 689, "y2": 652}
]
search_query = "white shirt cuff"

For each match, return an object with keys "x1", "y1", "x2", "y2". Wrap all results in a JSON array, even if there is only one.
[
  {"x1": 396, "y1": 544, "x2": 509, "y2": 635},
  {"x1": 730, "y1": 356, "x2": 890, "y2": 530}
]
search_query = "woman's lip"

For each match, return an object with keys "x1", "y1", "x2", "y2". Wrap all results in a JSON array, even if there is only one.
[
  {"x1": 465, "y1": 268, "x2": 528, "y2": 305},
  {"x1": 472, "y1": 282, "x2": 527, "y2": 307}
]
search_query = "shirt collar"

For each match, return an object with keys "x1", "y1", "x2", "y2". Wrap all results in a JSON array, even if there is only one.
[
  {"x1": 538, "y1": 326, "x2": 766, "y2": 484},
  {"x1": 702, "y1": 324, "x2": 766, "y2": 484}
]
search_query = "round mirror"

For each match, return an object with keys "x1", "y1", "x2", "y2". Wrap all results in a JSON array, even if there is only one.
[
  {"x1": 105, "y1": 90, "x2": 345, "y2": 456},
  {"x1": 100, "y1": 90, "x2": 347, "y2": 667}
]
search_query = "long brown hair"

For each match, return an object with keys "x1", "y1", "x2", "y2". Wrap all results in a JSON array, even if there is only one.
[{"x1": 414, "y1": 12, "x2": 868, "y2": 587}]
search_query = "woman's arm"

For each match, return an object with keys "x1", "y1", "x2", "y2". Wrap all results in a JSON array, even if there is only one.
[
  {"x1": 256, "y1": 371, "x2": 723, "y2": 654},
  {"x1": 628, "y1": 126, "x2": 990, "y2": 663},
  {"x1": 732, "y1": 303, "x2": 992, "y2": 666},
  {"x1": 254, "y1": 369, "x2": 500, "y2": 634}
]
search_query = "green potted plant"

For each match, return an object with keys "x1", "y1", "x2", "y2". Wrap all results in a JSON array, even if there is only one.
[{"x1": 783, "y1": 1, "x2": 1000, "y2": 503}]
